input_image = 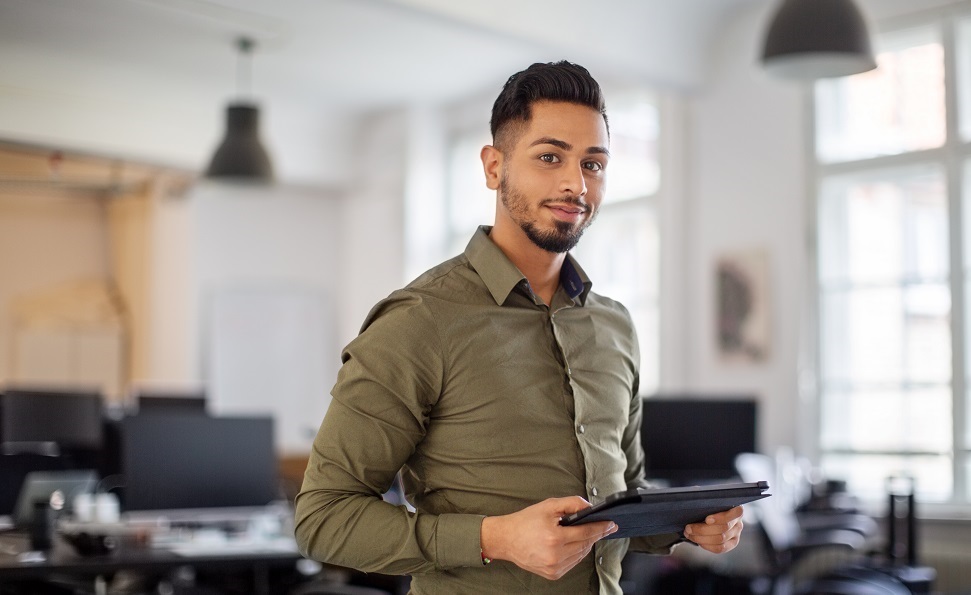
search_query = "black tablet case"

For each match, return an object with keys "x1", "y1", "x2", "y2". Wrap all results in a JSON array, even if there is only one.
[{"x1": 559, "y1": 481, "x2": 770, "y2": 539}]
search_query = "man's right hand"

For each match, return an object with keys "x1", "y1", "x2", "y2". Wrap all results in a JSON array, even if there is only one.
[{"x1": 480, "y1": 496, "x2": 617, "y2": 581}]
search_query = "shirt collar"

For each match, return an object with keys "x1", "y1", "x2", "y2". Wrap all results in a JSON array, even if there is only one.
[{"x1": 464, "y1": 226, "x2": 593, "y2": 306}]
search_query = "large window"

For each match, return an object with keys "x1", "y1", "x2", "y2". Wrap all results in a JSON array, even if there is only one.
[
  {"x1": 815, "y1": 16, "x2": 971, "y2": 506},
  {"x1": 444, "y1": 91, "x2": 662, "y2": 393}
]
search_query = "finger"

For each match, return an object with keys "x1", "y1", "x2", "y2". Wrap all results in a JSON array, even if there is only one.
[
  {"x1": 699, "y1": 533, "x2": 741, "y2": 554},
  {"x1": 567, "y1": 543, "x2": 594, "y2": 568},
  {"x1": 686, "y1": 522, "x2": 734, "y2": 538},
  {"x1": 561, "y1": 521, "x2": 616, "y2": 546},
  {"x1": 685, "y1": 515, "x2": 742, "y2": 537},
  {"x1": 552, "y1": 540, "x2": 596, "y2": 579},
  {"x1": 705, "y1": 506, "x2": 744, "y2": 524},
  {"x1": 687, "y1": 519, "x2": 743, "y2": 540},
  {"x1": 686, "y1": 520, "x2": 743, "y2": 545},
  {"x1": 537, "y1": 540, "x2": 594, "y2": 582}
]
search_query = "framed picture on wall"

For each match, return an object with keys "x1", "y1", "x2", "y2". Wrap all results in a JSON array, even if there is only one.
[{"x1": 715, "y1": 249, "x2": 770, "y2": 364}]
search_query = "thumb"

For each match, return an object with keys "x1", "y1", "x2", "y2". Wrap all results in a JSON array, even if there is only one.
[{"x1": 546, "y1": 496, "x2": 593, "y2": 516}]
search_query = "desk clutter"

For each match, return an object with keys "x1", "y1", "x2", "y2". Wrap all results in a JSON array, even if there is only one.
[
  {"x1": 0, "y1": 386, "x2": 341, "y2": 595},
  {"x1": 57, "y1": 504, "x2": 297, "y2": 556}
]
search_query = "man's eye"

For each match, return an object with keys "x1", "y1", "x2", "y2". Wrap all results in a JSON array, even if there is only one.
[
  {"x1": 539, "y1": 154, "x2": 559, "y2": 163},
  {"x1": 583, "y1": 161, "x2": 604, "y2": 172}
]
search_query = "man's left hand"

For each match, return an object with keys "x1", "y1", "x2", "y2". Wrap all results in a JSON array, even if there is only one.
[{"x1": 683, "y1": 506, "x2": 744, "y2": 554}]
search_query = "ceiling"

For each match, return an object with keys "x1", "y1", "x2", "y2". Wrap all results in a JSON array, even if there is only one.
[
  {"x1": 0, "y1": 0, "x2": 763, "y2": 111},
  {"x1": 0, "y1": 0, "x2": 966, "y2": 184}
]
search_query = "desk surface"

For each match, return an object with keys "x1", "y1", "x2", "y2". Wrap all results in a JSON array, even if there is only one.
[{"x1": 0, "y1": 530, "x2": 303, "y2": 582}]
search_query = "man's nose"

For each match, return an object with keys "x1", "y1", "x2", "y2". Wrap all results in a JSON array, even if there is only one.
[{"x1": 559, "y1": 162, "x2": 587, "y2": 197}]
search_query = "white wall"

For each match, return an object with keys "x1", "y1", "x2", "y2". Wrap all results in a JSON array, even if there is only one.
[
  {"x1": 337, "y1": 109, "x2": 411, "y2": 346},
  {"x1": 682, "y1": 3, "x2": 812, "y2": 457},
  {"x1": 186, "y1": 182, "x2": 344, "y2": 454}
]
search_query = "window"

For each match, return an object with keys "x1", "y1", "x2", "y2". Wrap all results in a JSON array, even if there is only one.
[
  {"x1": 443, "y1": 91, "x2": 662, "y2": 394},
  {"x1": 572, "y1": 91, "x2": 661, "y2": 393},
  {"x1": 814, "y1": 17, "x2": 970, "y2": 506}
]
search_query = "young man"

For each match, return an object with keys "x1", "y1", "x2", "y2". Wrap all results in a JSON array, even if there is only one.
[{"x1": 295, "y1": 61, "x2": 744, "y2": 594}]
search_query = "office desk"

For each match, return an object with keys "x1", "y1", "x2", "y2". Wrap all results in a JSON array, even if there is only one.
[{"x1": 0, "y1": 530, "x2": 304, "y2": 595}]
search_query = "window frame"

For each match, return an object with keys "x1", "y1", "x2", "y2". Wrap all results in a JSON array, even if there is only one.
[{"x1": 810, "y1": 7, "x2": 971, "y2": 512}]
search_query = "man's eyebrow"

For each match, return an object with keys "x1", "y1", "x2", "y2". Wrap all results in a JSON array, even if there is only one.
[
  {"x1": 529, "y1": 136, "x2": 611, "y2": 157},
  {"x1": 529, "y1": 136, "x2": 572, "y2": 151}
]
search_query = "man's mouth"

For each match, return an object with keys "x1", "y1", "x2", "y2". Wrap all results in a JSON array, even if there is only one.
[{"x1": 546, "y1": 202, "x2": 588, "y2": 222}]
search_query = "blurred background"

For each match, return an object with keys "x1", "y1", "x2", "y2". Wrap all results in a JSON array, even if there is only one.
[{"x1": 2, "y1": 0, "x2": 971, "y2": 592}]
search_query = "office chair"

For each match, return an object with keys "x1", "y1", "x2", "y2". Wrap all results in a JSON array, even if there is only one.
[
  {"x1": 735, "y1": 453, "x2": 871, "y2": 595},
  {"x1": 795, "y1": 566, "x2": 911, "y2": 595},
  {"x1": 736, "y1": 452, "x2": 879, "y2": 540}
]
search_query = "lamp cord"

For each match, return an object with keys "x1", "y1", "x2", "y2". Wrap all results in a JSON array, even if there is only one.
[{"x1": 235, "y1": 36, "x2": 255, "y2": 99}]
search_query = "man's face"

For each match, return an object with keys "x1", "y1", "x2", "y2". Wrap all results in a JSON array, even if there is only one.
[{"x1": 495, "y1": 101, "x2": 609, "y2": 254}]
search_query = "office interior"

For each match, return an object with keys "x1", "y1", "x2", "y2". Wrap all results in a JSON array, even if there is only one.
[{"x1": 2, "y1": 0, "x2": 971, "y2": 593}]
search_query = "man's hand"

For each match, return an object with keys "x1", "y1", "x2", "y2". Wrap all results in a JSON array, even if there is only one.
[
  {"x1": 683, "y1": 506, "x2": 745, "y2": 554},
  {"x1": 480, "y1": 497, "x2": 617, "y2": 581}
]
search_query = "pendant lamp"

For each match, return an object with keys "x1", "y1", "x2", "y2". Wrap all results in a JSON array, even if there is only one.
[
  {"x1": 761, "y1": 0, "x2": 877, "y2": 80},
  {"x1": 205, "y1": 37, "x2": 274, "y2": 181}
]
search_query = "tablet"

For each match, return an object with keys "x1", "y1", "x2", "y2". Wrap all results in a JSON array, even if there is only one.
[{"x1": 559, "y1": 481, "x2": 770, "y2": 539}]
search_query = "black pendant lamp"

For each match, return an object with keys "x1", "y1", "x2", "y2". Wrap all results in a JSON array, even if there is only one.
[
  {"x1": 761, "y1": 0, "x2": 877, "y2": 80},
  {"x1": 206, "y1": 37, "x2": 274, "y2": 182}
]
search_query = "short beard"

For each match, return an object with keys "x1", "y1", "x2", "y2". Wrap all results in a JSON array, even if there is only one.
[
  {"x1": 499, "y1": 175, "x2": 594, "y2": 254},
  {"x1": 521, "y1": 219, "x2": 584, "y2": 254}
]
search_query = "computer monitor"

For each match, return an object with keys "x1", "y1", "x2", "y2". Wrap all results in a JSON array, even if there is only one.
[
  {"x1": 119, "y1": 413, "x2": 279, "y2": 511},
  {"x1": 641, "y1": 396, "x2": 757, "y2": 485},
  {"x1": 13, "y1": 469, "x2": 97, "y2": 527},
  {"x1": 0, "y1": 454, "x2": 67, "y2": 517},
  {"x1": 136, "y1": 392, "x2": 207, "y2": 415},
  {"x1": 0, "y1": 389, "x2": 104, "y2": 451}
]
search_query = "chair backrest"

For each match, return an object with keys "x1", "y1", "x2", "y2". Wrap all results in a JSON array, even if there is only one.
[{"x1": 735, "y1": 452, "x2": 802, "y2": 553}]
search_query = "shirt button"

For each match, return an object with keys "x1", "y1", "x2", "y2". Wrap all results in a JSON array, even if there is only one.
[
  {"x1": 592, "y1": 487, "x2": 599, "y2": 497},
  {"x1": 578, "y1": 424, "x2": 585, "y2": 434},
  {"x1": 598, "y1": 556, "x2": 604, "y2": 566},
  {"x1": 566, "y1": 367, "x2": 572, "y2": 376}
]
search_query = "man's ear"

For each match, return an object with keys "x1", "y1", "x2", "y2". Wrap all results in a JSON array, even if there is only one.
[{"x1": 481, "y1": 145, "x2": 503, "y2": 191}]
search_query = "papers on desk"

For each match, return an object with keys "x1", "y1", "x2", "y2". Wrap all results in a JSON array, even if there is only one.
[
  {"x1": 163, "y1": 536, "x2": 299, "y2": 557},
  {"x1": 149, "y1": 519, "x2": 300, "y2": 557},
  {"x1": 57, "y1": 504, "x2": 300, "y2": 558}
]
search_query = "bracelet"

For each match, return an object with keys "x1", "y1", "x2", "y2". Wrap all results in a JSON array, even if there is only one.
[{"x1": 481, "y1": 549, "x2": 492, "y2": 565}]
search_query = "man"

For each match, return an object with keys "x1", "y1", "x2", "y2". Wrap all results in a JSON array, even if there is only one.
[{"x1": 295, "y1": 61, "x2": 744, "y2": 594}]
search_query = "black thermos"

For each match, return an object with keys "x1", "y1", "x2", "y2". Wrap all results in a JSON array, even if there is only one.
[{"x1": 30, "y1": 499, "x2": 54, "y2": 551}]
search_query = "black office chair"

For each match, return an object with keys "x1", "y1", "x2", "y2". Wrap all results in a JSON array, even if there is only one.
[
  {"x1": 796, "y1": 566, "x2": 910, "y2": 595},
  {"x1": 735, "y1": 453, "x2": 870, "y2": 595}
]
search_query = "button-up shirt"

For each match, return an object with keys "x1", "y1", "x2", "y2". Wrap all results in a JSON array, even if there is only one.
[{"x1": 295, "y1": 226, "x2": 680, "y2": 594}]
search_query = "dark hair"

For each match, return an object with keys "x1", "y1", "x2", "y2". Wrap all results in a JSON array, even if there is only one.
[{"x1": 490, "y1": 61, "x2": 608, "y2": 148}]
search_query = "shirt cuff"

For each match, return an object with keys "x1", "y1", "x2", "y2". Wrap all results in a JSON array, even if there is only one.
[{"x1": 435, "y1": 513, "x2": 487, "y2": 568}]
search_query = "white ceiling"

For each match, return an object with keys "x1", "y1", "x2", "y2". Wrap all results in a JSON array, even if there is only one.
[
  {"x1": 1, "y1": 0, "x2": 766, "y2": 113},
  {"x1": 0, "y1": 0, "x2": 966, "y2": 183}
]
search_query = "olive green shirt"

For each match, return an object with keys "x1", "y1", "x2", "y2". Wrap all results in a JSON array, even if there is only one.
[{"x1": 295, "y1": 226, "x2": 680, "y2": 594}]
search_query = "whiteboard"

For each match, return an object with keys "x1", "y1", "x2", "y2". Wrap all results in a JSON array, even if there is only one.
[{"x1": 206, "y1": 288, "x2": 334, "y2": 455}]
